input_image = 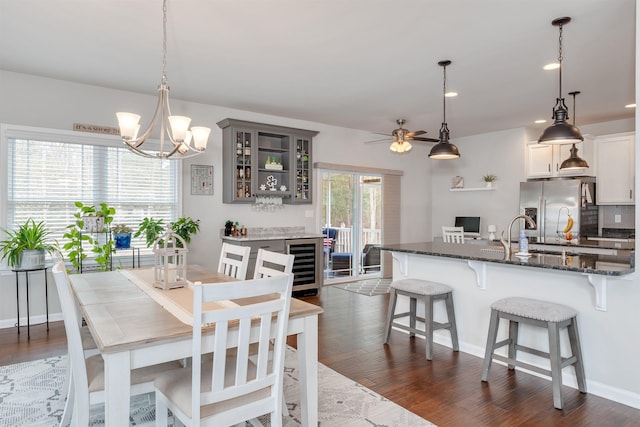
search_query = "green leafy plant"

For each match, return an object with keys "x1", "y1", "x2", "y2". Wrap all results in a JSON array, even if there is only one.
[
  {"x1": 482, "y1": 174, "x2": 497, "y2": 183},
  {"x1": 0, "y1": 219, "x2": 56, "y2": 268},
  {"x1": 170, "y1": 217, "x2": 200, "y2": 246},
  {"x1": 135, "y1": 217, "x2": 165, "y2": 248},
  {"x1": 111, "y1": 224, "x2": 133, "y2": 234},
  {"x1": 63, "y1": 202, "x2": 116, "y2": 272}
]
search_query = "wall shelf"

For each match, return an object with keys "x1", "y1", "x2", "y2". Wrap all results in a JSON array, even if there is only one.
[{"x1": 450, "y1": 187, "x2": 495, "y2": 192}]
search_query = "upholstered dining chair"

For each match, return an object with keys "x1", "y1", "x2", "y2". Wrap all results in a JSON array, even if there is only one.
[
  {"x1": 154, "y1": 274, "x2": 294, "y2": 427},
  {"x1": 51, "y1": 261, "x2": 184, "y2": 427},
  {"x1": 217, "y1": 242, "x2": 251, "y2": 280},
  {"x1": 442, "y1": 226, "x2": 465, "y2": 244},
  {"x1": 253, "y1": 249, "x2": 295, "y2": 279}
]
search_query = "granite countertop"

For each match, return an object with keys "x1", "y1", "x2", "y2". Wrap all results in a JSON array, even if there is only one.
[
  {"x1": 381, "y1": 241, "x2": 635, "y2": 276},
  {"x1": 221, "y1": 226, "x2": 323, "y2": 242},
  {"x1": 530, "y1": 238, "x2": 635, "y2": 251},
  {"x1": 222, "y1": 233, "x2": 324, "y2": 242}
]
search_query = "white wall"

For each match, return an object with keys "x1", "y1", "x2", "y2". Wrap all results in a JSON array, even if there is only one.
[{"x1": 0, "y1": 70, "x2": 432, "y2": 324}]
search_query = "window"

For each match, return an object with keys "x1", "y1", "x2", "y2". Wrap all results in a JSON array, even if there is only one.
[{"x1": 2, "y1": 125, "x2": 180, "y2": 253}]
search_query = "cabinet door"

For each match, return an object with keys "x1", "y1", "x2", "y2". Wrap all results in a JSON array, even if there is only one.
[
  {"x1": 526, "y1": 143, "x2": 553, "y2": 178},
  {"x1": 596, "y1": 133, "x2": 635, "y2": 205},
  {"x1": 231, "y1": 128, "x2": 255, "y2": 202},
  {"x1": 291, "y1": 136, "x2": 312, "y2": 203}
]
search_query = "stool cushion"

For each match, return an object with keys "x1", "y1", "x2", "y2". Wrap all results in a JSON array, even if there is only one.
[
  {"x1": 391, "y1": 278, "x2": 452, "y2": 296},
  {"x1": 491, "y1": 297, "x2": 577, "y2": 322}
]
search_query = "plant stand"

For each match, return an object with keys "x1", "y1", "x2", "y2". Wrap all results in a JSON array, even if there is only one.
[{"x1": 12, "y1": 266, "x2": 49, "y2": 339}]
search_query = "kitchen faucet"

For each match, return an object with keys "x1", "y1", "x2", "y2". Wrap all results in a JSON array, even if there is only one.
[{"x1": 500, "y1": 214, "x2": 537, "y2": 259}]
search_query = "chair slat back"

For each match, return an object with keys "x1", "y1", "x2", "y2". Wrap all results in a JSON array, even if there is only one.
[
  {"x1": 218, "y1": 242, "x2": 251, "y2": 280},
  {"x1": 51, "y1": 261, "x2": 91, "y2": 411},
  {"x1": 253, "y1": 249, "x2": 294, "y2": 279},
  {"x1": 190, "y1": 274, "x2": 294, "y2": 422},
  {"x1": 442, "y1": 226, "x2": 465, "y2": 244}
]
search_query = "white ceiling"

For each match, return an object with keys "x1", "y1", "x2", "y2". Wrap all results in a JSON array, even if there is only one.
[{"x1": 0, "y1": 0, "x2": 635, "y2": 139}]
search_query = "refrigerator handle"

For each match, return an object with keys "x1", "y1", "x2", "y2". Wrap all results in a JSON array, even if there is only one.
[{"x1": 540, "y1": 197, "x2": 545, "y2": 241}]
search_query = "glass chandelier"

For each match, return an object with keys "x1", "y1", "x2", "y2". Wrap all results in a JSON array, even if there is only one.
[{"x1": 116, "y1": 0, "x2": 210, "y2": 159}]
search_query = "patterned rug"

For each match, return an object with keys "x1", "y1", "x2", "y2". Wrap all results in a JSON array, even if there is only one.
[
  {"x1": 334, "y1": 278, "x2": 392, "y2": 296},
  {"x1": 0, "y1": 346, "x2": 434, "y2": 427}
]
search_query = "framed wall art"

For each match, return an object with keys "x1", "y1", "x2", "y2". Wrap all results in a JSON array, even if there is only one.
[{"x1": 191, "y1": 164, "x2": 213, "y2": 195}]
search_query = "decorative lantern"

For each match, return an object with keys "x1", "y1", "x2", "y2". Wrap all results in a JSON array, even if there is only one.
[{"x1": 153, "y1": 225, "x2": 188, "y2": 290}]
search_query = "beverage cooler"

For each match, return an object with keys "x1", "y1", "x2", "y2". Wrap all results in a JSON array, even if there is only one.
[{"x1": 286, "y1": 238, "x2": 323, "y2": 296}]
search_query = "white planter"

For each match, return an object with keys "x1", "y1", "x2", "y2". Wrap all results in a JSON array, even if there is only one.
[
  {"x1": 82, "y1": 216, "x2": 104, "y2": 233},
  {"x1": 17, "y1": 249, "x2": 45, "y2": 270}
]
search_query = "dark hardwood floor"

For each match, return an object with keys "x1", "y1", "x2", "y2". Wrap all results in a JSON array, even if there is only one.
[{"x1": 2, "y1": 285, "x2": 638, "y2": 426}]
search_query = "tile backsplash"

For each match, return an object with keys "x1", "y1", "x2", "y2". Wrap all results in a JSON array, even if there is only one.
[{"x1": 600, "y1": 205, "x2": 635, "y2": 230}]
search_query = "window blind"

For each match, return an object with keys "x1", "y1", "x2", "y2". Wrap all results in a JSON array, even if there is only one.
[{"x1": 6, "y1": 136, "x2": 179, "y2": 251}]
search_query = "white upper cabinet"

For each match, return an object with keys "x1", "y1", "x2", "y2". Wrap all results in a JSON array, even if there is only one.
[
  {"x1": 525, "y1": 136, "x2": 594, "y2": 179},
  {"x1": 595, "y1": 132, "x2": 635, "y2": 205}
]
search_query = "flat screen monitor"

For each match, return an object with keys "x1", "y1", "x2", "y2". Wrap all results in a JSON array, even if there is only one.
[{"x1": 455, "y1": 216, "x2": 481, "y2": 237}]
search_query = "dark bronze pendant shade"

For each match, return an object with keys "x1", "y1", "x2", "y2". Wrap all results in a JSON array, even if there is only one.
[
  {"x1": 538, "y1": 17, "x2": 584, "y2": 145},
  {"x1": 429, "y1": 60, "x2": 460, "y2": 159},
  {"x1": 559, "y1": 91, "x2": 589, "y2": 170}
]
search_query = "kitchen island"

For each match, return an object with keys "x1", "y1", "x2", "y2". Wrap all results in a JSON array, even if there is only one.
[{"x1": 380, "y1": 241, "x2": 639, "y2": 409}]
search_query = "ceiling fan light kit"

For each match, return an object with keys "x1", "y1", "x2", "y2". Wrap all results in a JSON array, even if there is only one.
[
  {"x1": 538, "y1": 17, "x2": 584, "y2": 146},
  {"x1": 429, "y1": 60, "x2": 460, "y2": 160}
]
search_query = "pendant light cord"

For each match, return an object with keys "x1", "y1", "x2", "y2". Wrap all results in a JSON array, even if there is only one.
[
  {"x1": 442, "y1": 63, "x2": 447, "y2": 124},
  {"x1": 557, "y1": 23, "x2": 564, "y2": 99}
]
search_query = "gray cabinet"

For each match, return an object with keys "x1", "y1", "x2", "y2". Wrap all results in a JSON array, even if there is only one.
[
  {"x1": 221, "y1": 236, "x2": 322, "y2": 295},
  {"x1": 217, "y1": 119, "x2": 318, "y2": 204}
]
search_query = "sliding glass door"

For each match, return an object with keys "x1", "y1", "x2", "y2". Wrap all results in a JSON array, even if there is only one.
[{"x1": 320, "y1": 170, "x2": 382, "y2": 283}]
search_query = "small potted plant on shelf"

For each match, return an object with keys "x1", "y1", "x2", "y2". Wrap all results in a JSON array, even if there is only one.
[
  {"x1": 0, "y1": 219, "x2": 57, "y2": 270},
  {"x1": 135, "y1": 217, "x2": 165, "y2": 248},
  {"x1": 482, "y1": 174, "x2": 497, "y2": 188},
  {"x1": 111, "y1": 224, "x2": 133, "y2": 249}
]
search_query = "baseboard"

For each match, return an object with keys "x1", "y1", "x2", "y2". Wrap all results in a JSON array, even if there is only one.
[
  {"x1": 395, "y1": 327, "x2": 640, "y2": 410},
  {"x1": 0, "y1": 313, "x2": 63, "y2": 330}
]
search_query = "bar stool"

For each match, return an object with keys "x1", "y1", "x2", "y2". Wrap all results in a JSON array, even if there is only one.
[
  {"x1": 481, "y1": 297, "x2": 587, "y2": 409},
  {"x1": 384, "y1": 278, "x2": 459, "y2": 360}
]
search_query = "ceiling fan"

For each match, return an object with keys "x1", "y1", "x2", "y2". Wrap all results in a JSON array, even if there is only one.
[{"x1": 365, "y1": 119, "x2": 439, "y2": 153}]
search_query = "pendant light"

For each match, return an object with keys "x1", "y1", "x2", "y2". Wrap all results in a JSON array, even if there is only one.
[
  {"x1": 560, "y1": 91, "x2": 589, "y2": 170},
  {"x1": 429, "y1": 60, "x2": 460, "y2": 159},
  {"x1": 538, "y1": 17, "x2": 583, "y2": 145}
]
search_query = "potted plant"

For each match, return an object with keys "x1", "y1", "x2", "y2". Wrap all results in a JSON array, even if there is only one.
[
  {"x1": 111, "y1": 224, "x2": 133, "y2": 249},
  {"x1": 170, "y1": 217, "x2": 200, "y2": 246},
  {"x1": 63, "y1": 202, "x2": 116, "y2": 272},
  {"x1": 482, "y1": 174, "x2": 497, "y2": 188},
  {"x1": 0, "y1": 219, "x2": 57, "y2": 269},
  {"x1": 135, "y1": 217, "x2": 165, "y2": 248}
]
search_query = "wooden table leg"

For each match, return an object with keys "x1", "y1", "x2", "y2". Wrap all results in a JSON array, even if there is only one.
[
  {"x1": 103, "y1": 351, "x2": 131, "y2": 426},
  {"x1": 298, "y1": 314, "x2": 319, "y2": 426}
]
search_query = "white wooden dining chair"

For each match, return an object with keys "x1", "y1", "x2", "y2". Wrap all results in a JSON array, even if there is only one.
[
  {"x1": 51, "y1": 261, "x2": 184, "y2": 427},
  {"x1": 154, "y1": 273, "x2": 294, "y2": 427},
  {"x1": 253, "y1": 249, "x2": 295, "y2": 279},
  {"x1": 218, "y1": 242, "x2": 252, "y2": 280},
  {"x1": 442, "y1": 226, "x2": 465, "y2": 244}
]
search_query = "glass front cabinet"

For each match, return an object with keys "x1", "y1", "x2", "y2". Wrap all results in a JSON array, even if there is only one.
[{"x1": 218, "y1": 119, "x2": 318, "y2": 204}]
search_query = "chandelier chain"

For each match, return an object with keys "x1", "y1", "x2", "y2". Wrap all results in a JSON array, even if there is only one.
[
  {"x1": 557, "y1": 23, "x2": 564, "y2": 99},
  {"x1": 162, "y1": 0, "x2": 168, "y2": 84},
  {"x1": 442, "y1": 63, "x2": 447, "y2": 124}
]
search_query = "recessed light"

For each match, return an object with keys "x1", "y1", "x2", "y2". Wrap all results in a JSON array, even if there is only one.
[
  {"x1": 445, "y1": 91, "x2": 458, "y2": 98},
  {"x1": 543, "y1": 63, "x2": 560, "y2": 70},
  {"x1": 625, "y1": 103, "x2": 636, "y2": 109},
  {"x1": 535, "y1": 119, "x2": 547, "y2": 124}
]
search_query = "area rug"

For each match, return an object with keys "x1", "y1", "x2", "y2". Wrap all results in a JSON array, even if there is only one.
[
  {"x1": 0, "y1": 346, "x2": 434, "y2": 427},
  {"x1": 334, "y1": 278, "x2": 392, "y2": 296}
]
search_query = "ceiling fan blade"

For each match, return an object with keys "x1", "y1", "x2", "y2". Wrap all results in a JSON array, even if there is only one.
[
  {"x1": 411, "y1": 136, "x2": 440, "y2": 142},
  {"x1": 364, "y1": 137, "x2": 392, "y2": 144},
  {"x1": 406, "y1": 130, "x2": 427, "y2": 137}
]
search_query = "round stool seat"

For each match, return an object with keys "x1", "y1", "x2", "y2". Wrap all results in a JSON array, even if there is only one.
[
  {"x1": 491, "y1": 297, "x2": 578, "y2": 323},
  {"x1": 391, "y1": 278, "x2": 452, "y2": 296}
]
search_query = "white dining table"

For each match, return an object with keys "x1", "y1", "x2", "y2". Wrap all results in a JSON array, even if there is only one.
[{"x1": 69, "y1": 265, "x2": 323, "y2": 426}]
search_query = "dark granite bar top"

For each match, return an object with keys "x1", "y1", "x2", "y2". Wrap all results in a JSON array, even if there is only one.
[{"x1": 380, "y1": 241, "x2": 634, "y2": 276}]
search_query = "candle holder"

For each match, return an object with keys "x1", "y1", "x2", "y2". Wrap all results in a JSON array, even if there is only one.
[{"x1": 153, "y1": 225, "x2": 188, "y2": 290}]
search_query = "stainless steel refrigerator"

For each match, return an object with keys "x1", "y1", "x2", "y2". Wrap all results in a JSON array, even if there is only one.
[{"x1": 519, "y1": 178, "x2": 598, "y2": 242}]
